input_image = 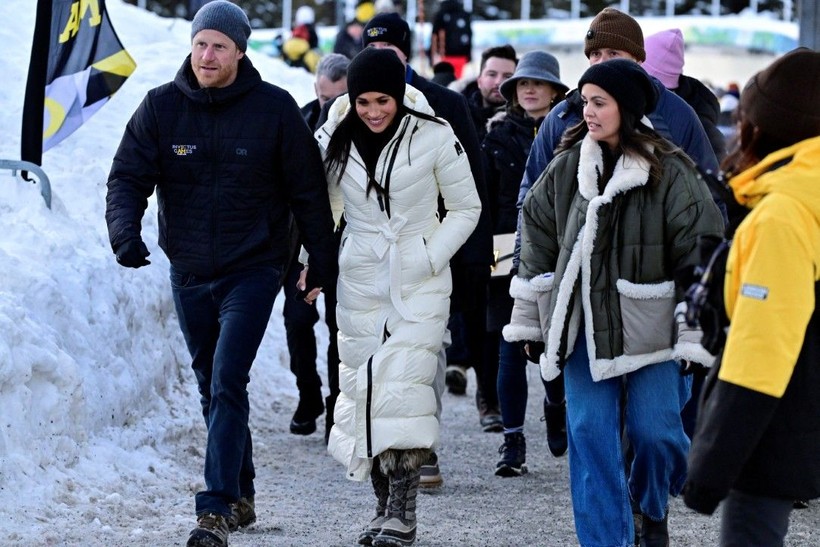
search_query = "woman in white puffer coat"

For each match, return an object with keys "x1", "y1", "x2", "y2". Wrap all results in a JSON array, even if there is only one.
[{"x1": 314, "y1": 48, "x2": 480, "y2": 547}]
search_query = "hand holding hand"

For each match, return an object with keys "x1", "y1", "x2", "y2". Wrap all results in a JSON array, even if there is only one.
[{"x1": 296, "y1": 266, "x2": 322, "y2": 305}]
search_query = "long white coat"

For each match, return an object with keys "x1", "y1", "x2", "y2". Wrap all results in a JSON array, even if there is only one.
[{"x1": 316, "y1": 85, "x2": 481, "y2": 481}]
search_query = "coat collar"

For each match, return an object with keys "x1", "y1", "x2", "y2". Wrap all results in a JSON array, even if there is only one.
[{"x1": 577, "y1": 134, "x2": 652, "y2": 201}]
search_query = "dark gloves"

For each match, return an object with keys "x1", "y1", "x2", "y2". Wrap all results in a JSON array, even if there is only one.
[
  {"x1": 680, "y1": 360, "x2": 708, "y2": 376},
  {"x1": 115, "y1": 239, "x2": 151, "y2": 268},
  {"x1": 683, "y1": 480, "x2": 724, "y2": 515},
  {"x1": 521, "y1": 341, "x2": 544, "y2": 364}
]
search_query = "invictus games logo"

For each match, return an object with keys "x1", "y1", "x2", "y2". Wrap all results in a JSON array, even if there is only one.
[
  {"x1": 366, "y1": 27, "x2": 387, "y2": 38},
  {"x1": 172, "y1": 144, "x2": 196, "y2": 156}
]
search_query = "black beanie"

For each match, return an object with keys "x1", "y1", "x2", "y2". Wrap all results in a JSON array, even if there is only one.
[
  {"x1": 362, "y1": 13, "x2": 413, "y2": 60},
  {"x1": 347, "y1": 48, "x2": 406, "y2": 104},
  {"x1": 741, "y1": 47, "x2": 820, "y2": 144},
  {"x1": 577, "y1": 59, "x2": 658, "y2": 119}
]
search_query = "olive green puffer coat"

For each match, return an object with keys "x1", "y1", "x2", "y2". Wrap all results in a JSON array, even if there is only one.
[{"x1": 503, "y1": 134, "x2": 724, "y2": 382}]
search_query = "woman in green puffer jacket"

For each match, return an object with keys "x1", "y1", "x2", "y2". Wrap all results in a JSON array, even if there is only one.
[{"x1": 503, "y1": 59, "x2": 723, "y2": 547}]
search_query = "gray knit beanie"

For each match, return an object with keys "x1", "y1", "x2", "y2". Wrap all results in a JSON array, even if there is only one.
[{"x1": 191, "y1": 0, "x2": 251, "y2": 52}]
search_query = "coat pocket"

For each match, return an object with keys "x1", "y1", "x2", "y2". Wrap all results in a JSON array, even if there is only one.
[
  {"x1": 400, "y1": 234, "x2": 433, "y2": 286},
  {"x1": 617, "y1": 279, "x2": 675, "y2": 356},
  {"x1": 532, "y1": 273, "x2": 556, "y2": 340}
]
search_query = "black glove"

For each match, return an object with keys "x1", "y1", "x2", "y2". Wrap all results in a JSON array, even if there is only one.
[
  {"x1": 683, "y1": 480, "x2": 724, "y2": 515},
  {"x1": 680, "y1": 360, "x2": 708, "y2": 376},
  {"x1": 115, "y1": 239, "x2": 151, "y2": 268},
  {"x1": 521, "y1": 341, "x2": 544, "y2": 364}
]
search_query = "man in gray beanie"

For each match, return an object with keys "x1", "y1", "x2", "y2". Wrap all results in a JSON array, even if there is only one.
[
  {"x1": 105, "y1": 1, "x2": 338, "y2": 546},
  {"x1": 188, "y1": 0, "x2": 251, "y2": 88},
  {"x1": 191, "y1": 0, "x2": 251, "y2": 52}
]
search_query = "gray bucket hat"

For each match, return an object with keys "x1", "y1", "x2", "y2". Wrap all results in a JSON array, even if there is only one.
[{"x1": 500, "y1": 50, "x2": 568, "y2": 102}]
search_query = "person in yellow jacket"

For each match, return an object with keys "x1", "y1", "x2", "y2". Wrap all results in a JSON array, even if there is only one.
[{"x1": 684, "y1": 47, "x2": 820, "y2": 545}]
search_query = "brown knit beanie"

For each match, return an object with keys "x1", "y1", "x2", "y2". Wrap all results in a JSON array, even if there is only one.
[
  {"x1": 584, "y1": 8, "x2": 645, "y2": 62},
  {"x1": 741, "y1": 47, "x2": 820, "y2": 144}
]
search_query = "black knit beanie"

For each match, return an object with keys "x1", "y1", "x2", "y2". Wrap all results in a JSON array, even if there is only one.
[
  {"x1": 741, "y1": 47, "x2": 820, "y2": 144},
  {"x1": 577, "y1": 59, "x2": 658, "y2": 118},
  {"x1": 347, "y1": 48, "x2": 406, "y2": 104},
  {"x1": 584, "y1": 8, "x2": 645, "y2": 62},
  {"x1": 191, "y1": 0, "x2": 251, "y2": 52},
  {"x1": 362, "y1": 13, "x2": 413, "y2": 60}
]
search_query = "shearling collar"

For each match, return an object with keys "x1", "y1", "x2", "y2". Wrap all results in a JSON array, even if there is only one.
[{"x1": 577, "y1": 134, "x2": 651, "y2": 201}]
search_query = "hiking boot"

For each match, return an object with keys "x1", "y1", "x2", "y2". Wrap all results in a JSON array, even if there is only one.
[
  {"x1": 495, "y1": 432, "x2": 528, "y2": 477},
  {"x1": 187, "y1": 513, "x2": 229, "y2": 547},
  {"x1": 639, "y1": 512, "x2": 669, "y2": 547},
  {"x1": 359, "y1": 465, "x2": 390, "y2": 545},
  {"x1": 444, "y1": 365, "x2": 468, "y2": 395},
  {"x1": 542, "y1": 399, "x2": 568, "y2": 457},
  {"x1": 373, "y1": 468, "x2": 420, "y2": 546},
  {"x1": 289, "y1": 391, "x2": 324, "y2": 435},
  {"x1": 227, "y1": 496, "x2": 256, "y2": 532},
  {"x1": 476, "y1": 390, "x2": 503, "y2": 433},
  {"x1": 418, "y1": 451, "x2": 443, "y2": 489}
]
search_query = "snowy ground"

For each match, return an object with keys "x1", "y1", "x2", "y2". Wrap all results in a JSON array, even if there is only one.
[{"x1": 0, "y1": 1, "x2": 816, "y2": 545}]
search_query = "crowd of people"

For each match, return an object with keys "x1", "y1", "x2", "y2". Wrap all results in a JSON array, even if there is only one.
[{"x1": 105, "y1": 1, "x2": 819, "y2": 546}]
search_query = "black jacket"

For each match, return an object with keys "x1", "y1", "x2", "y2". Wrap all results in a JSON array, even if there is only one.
[
  {"x1": 461, "y1": 80, "x2": 502, "y2": 144},
  {"x1": 482, "y1": 110, "x2": 539, "y2": 235},
  {"x1": 106, "y1": 55, "x2": 337, "y2": 289},
  {"x1": 409, "y1": 69, "x2": 493, "y2": 270},
  {"x1": 333, "y1": 25, "x2": 363, "y2": 60},
  {"x1": 300, "y1": 98, "x2": 321, "y2": 131},
  {"x1": 675, "y1": 75, "x2": 726, "y2": 161},
  {"x1": 482, "y1": 109, "x2": 539, "y2": 330}
]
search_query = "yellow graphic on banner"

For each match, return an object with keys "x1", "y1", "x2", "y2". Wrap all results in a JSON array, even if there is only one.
[{"x1": 59, "y1": 0, "x2": 102, "y2": 43}]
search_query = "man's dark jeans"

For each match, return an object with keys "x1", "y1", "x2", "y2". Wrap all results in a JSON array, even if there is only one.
[{"x1": 171, "y1": 265, "x2": 282, "y2": 516}]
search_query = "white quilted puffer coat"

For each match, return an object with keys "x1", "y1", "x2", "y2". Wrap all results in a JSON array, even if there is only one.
[{"x1": 316, "y1": 85, "x2": 481, "y2": 481}]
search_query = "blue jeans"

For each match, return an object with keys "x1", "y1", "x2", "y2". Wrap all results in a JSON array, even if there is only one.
[
  {"x1": 496, "y1": 334, "x2": 529, "y2": 429},
  {"x1": 564, "y1": 333, "x2": 690, "y2": 547},
  {"x1": 171, "y1": 265, "x2": 281, "y2": 516}
]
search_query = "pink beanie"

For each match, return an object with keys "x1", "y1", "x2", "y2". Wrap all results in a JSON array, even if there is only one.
[{"x1": 643, "y1": 29, "x2": 684, "y2": 89}]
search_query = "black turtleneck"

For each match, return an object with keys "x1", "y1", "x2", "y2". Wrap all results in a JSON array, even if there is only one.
[
  {"x1": 352, "y1": 106, "x2": 404, "y2": 176},
  {"x1": 351, "y1": 106, "x2": 405, "y2": 216}
]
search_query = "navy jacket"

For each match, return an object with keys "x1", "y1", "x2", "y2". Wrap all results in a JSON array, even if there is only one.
[{"x1": 106, "y1": 55, "x2": 337, "y2": 289}]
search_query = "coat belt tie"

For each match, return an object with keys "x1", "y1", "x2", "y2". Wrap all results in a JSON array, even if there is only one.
[{"x1": 371, "y1": 214, "x2": 423, "y2": 323}]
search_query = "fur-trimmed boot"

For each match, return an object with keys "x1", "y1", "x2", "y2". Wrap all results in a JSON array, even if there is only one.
[
  {"x1": 358, "y1": 459, "x2": 390, "y2": 546},
  {"x1": 372, "y1": 449, "x2": 426, "y2": 547}
]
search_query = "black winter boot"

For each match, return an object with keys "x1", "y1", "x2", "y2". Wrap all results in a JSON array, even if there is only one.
[
  {"x1": 543, "y1": 399, "x2": 568, "y2": 457},
  {"x1": 639, "y1": 511, "x2": 669, "y2": 547},
  {"x1": 290, "y1": 390, "x2": 324, "y2": 435},
  {"x1": 495, "y1": 432, "x2": 527, "y2": 477},
  {"x1": 373, "y1": 468, "x2": 420, "y2": 546},
  {"x1": 358, "y1": 463, "x2": 390, "y2": 545}
]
